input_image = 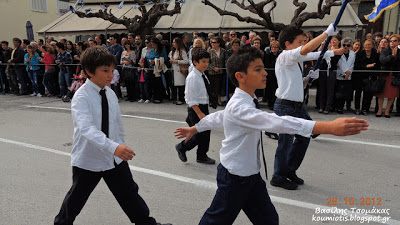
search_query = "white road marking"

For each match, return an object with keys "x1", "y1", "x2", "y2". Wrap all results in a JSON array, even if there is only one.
[
  {"x1": 0, "y1": 137, "x2": 399, "y2": 224},
  {"x1": 26, "y1": 105, "x2": 400, "y2": 150}
]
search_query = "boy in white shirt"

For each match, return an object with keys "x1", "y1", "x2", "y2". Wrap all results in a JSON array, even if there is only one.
[
  {"x1": 271, "y1": 24, "x2": 344, "y2": 190},
  {"x1": 54, "y1": 46, "x2": 170, "y2": 225},
  {"x1": 174, "y1": 46, "x2": 368, "y2": 225}
]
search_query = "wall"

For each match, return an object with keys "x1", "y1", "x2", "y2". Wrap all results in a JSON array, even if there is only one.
[{"x1": 0, "y1": 0, "x2": 67, "y2": 46}]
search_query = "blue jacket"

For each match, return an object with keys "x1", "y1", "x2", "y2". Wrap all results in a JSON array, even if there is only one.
[{"x1": 24, "y1": 53, "x2": 40, "y2": 71}]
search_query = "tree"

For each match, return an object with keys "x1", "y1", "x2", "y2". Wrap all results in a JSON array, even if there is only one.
[
  {"x1": 202, "y1": 0, "x2": 344, "y2": 31},
  {"x1": 74, "y1": 0, "x2": 182, "y2": 35}
]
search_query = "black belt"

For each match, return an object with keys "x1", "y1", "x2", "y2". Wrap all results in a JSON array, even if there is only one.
[{"x1": 275, "y1": 98, "x2": 303, "y2": 107}]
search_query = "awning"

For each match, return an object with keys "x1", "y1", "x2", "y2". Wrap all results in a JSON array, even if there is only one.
[{"x1": 38, "y1": 0, "x2": 363, "y2": 36}]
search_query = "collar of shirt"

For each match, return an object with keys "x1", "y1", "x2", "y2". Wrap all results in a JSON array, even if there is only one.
[
  {"x1": 234, "y1": 88, "x2": 257, "y2": 107},
  {"x1": 86, "y1": 78, "x2": 103, "y2": 93},
  {"x1": 192, "y1": 67, "x2": 204, "y2": 78}
]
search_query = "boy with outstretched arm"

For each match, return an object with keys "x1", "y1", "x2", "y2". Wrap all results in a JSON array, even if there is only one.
[
  {"x1": 271, "y1": 24, "x2": 345, "y2": 190},
  {"x1": 54, "y1": 46, "x2": 171, "y2": 225},
  {"x1": 174, "y1": 46, "x2": 368, "y2": 225}
]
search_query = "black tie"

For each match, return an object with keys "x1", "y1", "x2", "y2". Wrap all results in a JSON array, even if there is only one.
[
  {"x1": 254, "y1": 98, "x2": 268, "y2": 180},
  {"x1": 100, "y1": 89, "x2": 109, "y2": 138},
  {"x1": 202, "y1": 74, "x2": 217, "y2": 109}
]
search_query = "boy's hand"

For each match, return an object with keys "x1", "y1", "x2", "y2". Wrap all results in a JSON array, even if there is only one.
[
  {"x1": 326, "y1": 118, "x2": 368, "y2": 136},
  {"x1": 174, "y1": 127, "x2": 198, "y2": 143},
  {"x1": 325, "y1": 23, "x2": 338, "y2": 36},
  {"x1": 114, "y1": 145, "x2": 135, "y2": 161}
]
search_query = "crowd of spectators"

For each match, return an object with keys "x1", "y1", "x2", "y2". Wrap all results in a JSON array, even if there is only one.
[{"x1": 0, "y1": 31, "x2": 399, "y2": 117}]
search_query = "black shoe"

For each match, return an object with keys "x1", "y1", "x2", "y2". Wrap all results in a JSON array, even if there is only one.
[
  {"x1": 270, "y1": 177, "x2": 298, "y2": 190},
  {"x1": 395, "y1": 112, "x2": 400, "y2": 117},
  {"x1": 336, "y1": 109, "x2": 343, "y2": 114},
  {"x1": 156, "y1": 223, "x2": 172, "y2": 225},
  {"x1": 196, "y1": 156, "x2": 215, "y2": 164},
  {"x1": 311, "y1": 134, "x2": 320, "y2": 139},
  {"x1": 287, "y1": 173, "x2": 304, "y2": 185},
  {"x1": 175, "y1": 144, "x2": 187, "y2": 162}
]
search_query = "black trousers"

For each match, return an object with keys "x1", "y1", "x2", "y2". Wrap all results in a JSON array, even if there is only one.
[
  {"x1": 318, "y1": 71, "x2": 336, "y2": 111},
  {"x1": 353, "y1": 77, "x2": 373, "y2": 111},
  {"x1": 171, "y1": 85, "x2": 185, "y2": 102},
  {"x1": 54, "y1": 161, "x2": 156, "y2": 225},
  {"x1": 263, "y1": 73, "x2": 278, "y2": 109},
  {"x1": 199, "y1": 164, "x2": 279, "y2": 225},
  {"x1": 177, "y1": 104, "x2": 210, "y2": 159}
]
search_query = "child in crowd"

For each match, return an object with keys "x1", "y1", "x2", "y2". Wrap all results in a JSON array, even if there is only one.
[
  {"x1": 175, "y1": 48, "x2": 217, "y2": 165},
  {"x1": 174, "y1": 46, "x2": 368, "y2": 225},
  {"x1": 68, "y1": 69, "x2": 86, "y2": 92},
  {"x1": 24, "y1": 45, "x2": 41, "y2": 97},
  {"x1": 137, "y1": 58, "x2": 150, "y2": 103},
  {"x1": 110, "y1": 68, "x2": 122, "y2": 99},
  {"x1": 54, "y1": 46, "x2": 171, "y2": 225}
]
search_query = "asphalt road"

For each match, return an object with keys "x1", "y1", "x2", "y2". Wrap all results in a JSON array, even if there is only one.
[{"x1": 0, "y1": 92, "x2": 399, "y2": 225}]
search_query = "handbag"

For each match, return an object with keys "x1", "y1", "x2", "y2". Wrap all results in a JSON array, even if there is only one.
[
  {"x1": 391, "y1": 76, "x2": 400, "y2": 86},
  {"x1": 363, "y1": 78, "x2": 386, "y2": 94},
  {"x1": 178, "y1": 51, "x2": 189, "y2": 76}
]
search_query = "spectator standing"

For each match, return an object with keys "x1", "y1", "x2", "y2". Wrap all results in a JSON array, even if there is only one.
[
  {"x1": 1, "y1": 41, "x2": 12, "y2": 93},
  {"x1": 335, "y1": 38, "x2": 356, "y2": 113},
  {"x1": 263, "y1": 41, "x2": 281, "y2": 110},
  {"x1": 137, "y1": 58, "x2": 150, "y2": 103},
  {"x1": 148, "y1": 37, "x2": 169, "y2": 103},
  {"x1": 169, "y1": 37, "x2": 189, "y2": 105},
  {"x1": 108, "y1": 35, "x2": 123, "y2": 63},
  {"x1": 376, "y1": 34, "x2": 400, "y2": 118},
  {"x1": 318, "y1": 34, "x2": 342, "y2": 114},
  {"x1": 121, "y1": 41, "x2": 137, "y2": 102},
  {"x1": 352, "y1": 39, "x2": 362, "y2": 54},
  {"x1": 353, "y1": 40, "x2": 380, "y2": 115},
  {"x1": 40, "y1": 44, "x2": 57, "y2": 97},
  {"x1": 225, "y1": 38, "x2": 240, "y2": 97},
  {"x1": 24, "y1": 45, "x2": 41, "y2": 97},
  {"x1": 208, "y1": 36, "x2": 226, "y2": 106},
  {"x1": 9, "y1": 38, "x2": 29, "y2": 95},
  {"x1": 55, "y1": 42, "x2": 73, "y2": 97}
]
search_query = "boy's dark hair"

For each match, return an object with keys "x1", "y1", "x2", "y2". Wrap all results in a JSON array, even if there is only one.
[
  {"x1": 23, "y1": 39, "x2": 30, "y2": 46},
  {"x1": 226, "y1": 46, "x2": 263, "y2": 87},
  {"x1": 80, "y1": 46, "x2": 118, "y2": 79},
  {"x1": 1, "y1": 41, "x2": 9, "y2": 46},
  {"x1": 13, "y1": 38, "x2": 21, "y2": 45},
  {"x1": 56, "y1": 42, "x2": 65, "y2": 50},
  {"x1": 192, "y1": 48, "x2": 210, "y2": 65},
  {"x1": 278, "y1": 25, "x2": 304, "y2": 50}
]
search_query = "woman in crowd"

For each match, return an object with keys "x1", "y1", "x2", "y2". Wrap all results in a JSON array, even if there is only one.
[
  {"x1": 318, "y1": 34, "x2": 342, "y2": 114},
  {"x1": 335, "y1": 37, "x2": 356, "y2": 113},
  {"x1": 376, "y1": 34, "x2": 400, "y2": 118},
  {"x1": 225, "y1": 38, "x2": 241, "y2": 97},
  {"x1": 75, "y1": 41, "x2": 88, "y2": 62},
  {"x1": 377, "y1": 38, "x2": 389, "y2": 54},
  {"x1": 188, "y1": 38, "x2": 206, "y2": 67},
  {"x1": 121, "y1": 41, "x2": 137, "y2": 102},
  {"x1": 24, "y1": 45, "x2": 41, "y2": 97},
  {"x1": 40, "y1": 44, "x2": 57, "y2": 97},
  {"x1": 149, "y1": 37, "x2": 169, "y2": 103},
  {"x1": 263, "y1": 40, "x2": 281, "y2": 110},
  {"x1": 251, "y1": 36, "x2": 262, "y2": 51},
  {"x1": 207, "y1": 36, "x2": 226, "y2": 106},
  {"x1": 352, "y1": 39, "x2": 362, "y2": 54},
  {"x1": 169, "y1": 37, "x2": 188, "y2": 105},
  {"x1": 353, "y1": 39, "x2": 380, "y2": 115}
]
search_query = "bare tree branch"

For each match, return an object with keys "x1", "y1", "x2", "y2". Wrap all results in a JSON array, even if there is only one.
[
  {"x1": 75, "y1": 0, "x2": 181, "y2": 35},
  {"x1": 203, "y1": 0, "x2": 345, "y2": 31}
]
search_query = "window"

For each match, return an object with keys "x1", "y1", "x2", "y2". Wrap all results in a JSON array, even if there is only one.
[
  {"x1": 56, "y1": 0, "x2": 71, "y2": 16},
  {"x1": 31, "y1": 0, "x2": 48, "y2": 12}
]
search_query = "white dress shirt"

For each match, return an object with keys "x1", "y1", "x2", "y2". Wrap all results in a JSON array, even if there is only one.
[
  {"x1": 336, "y1": 50, "x2": 355, "y2": 80},
  {"x1": 275, "y1": 46, "x2": 334, "y2": 102},
  {"x1": 70, "y1": 79, "x2": 124, "y2": 172},
  {"x1": 196, "y1": 88, "x2": 316, "y2": 177},
  {"x1": 185, "y1": 68, "x2": 209, "y2": 107}
]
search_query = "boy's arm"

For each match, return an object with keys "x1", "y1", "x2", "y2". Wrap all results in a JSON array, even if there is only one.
[
  {"x1": 71, "y1": 95, "x2": 134, "y2": 161},
  {"x1": 313, "y1": 118, "x2": 368, "y2": 136},
  {"x1": 300, "y1": 23, "x2": 337, "y2": 56}
]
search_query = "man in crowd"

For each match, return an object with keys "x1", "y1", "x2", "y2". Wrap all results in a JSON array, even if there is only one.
[
  {"x1": 8, "y1": 38, "x2": 29, "y2": 95},
  {"x1": 1, "y1": 41, "x2": 12, "y2": 93},
  {"x1": 108, "y1": 35, "x2": 123, "y2": 63}
]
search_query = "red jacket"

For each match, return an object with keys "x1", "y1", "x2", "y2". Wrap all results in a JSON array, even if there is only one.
[{"x1": 41, "y1": 52, "x2": 56, "y2": 70}]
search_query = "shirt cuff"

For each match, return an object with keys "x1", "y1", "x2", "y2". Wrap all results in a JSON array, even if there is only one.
[
  {"x1": 298, "y1": 120, "x2": 316, "y2": 137},
  {"x1": 108, "y1": 141, "x2": 120, "y2": 155},
  {"x1": 195, "y1": 120, "x2": 208, "y2": 133}
]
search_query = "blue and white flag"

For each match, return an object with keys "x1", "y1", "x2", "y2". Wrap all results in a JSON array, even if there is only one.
[
  {"x1": 117, "y1": 0, "x2": 125, "y2": 9},
  {"x1": 80, "y1": 0, "x2": 84, "y2": 8},
  {"x1": 365, "y1": 0, "x2": 400, "y2": 22}
]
